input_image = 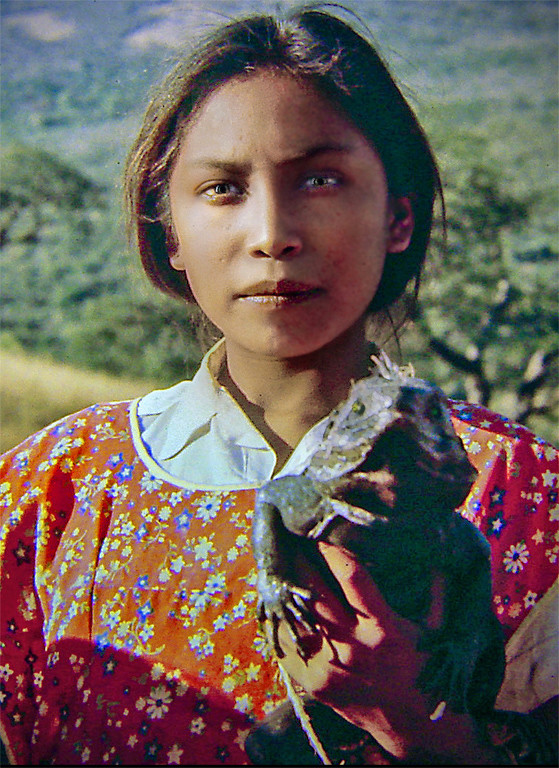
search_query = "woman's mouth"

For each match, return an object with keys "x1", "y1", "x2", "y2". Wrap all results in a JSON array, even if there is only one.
[{"x1": 236, "y1": 280, "x2": 324, "y2": 306}]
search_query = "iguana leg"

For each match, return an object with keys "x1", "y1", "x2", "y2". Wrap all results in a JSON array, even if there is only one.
[
  {"x1": 253, "y1": 474, "x2": 392, "y2": 658},
  {"x1": 306, "y1": 497, "x2": 388, "y2": 539},
  {"x1": 417, "y1": 516, "x2": 505, "y2": 715},
  {"x1": 252, "y1": 497, "x2": 318, "y2": 656}
]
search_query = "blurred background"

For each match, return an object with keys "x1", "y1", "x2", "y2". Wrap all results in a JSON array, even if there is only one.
[{"x1": 1, "y1": 0, "x2": 557, "y2": 450}]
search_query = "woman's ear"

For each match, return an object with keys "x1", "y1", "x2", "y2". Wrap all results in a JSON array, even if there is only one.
[
  {"x1": 166, "y1": 227, "x2": 186, "y2": 272},
  {"x1": 159, "y1": 205, "x2": 186, "y2": 271},
  {"x1": 169, "y1": 248, "x2": 186, "y2": 271},
  {"x1": 386, "y1": 196, "x2": 414, "y2": 254}
]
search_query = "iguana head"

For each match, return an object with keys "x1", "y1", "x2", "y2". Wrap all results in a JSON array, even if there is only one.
[{"x1": 306, "y1": 355, "x2": 477, "y2": 513}]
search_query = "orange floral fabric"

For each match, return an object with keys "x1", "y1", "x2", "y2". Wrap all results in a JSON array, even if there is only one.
[{"x1": 0, "y1": 399, "x2": 557, "y2": 765}]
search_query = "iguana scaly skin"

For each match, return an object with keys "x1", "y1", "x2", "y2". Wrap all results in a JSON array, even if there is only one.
[{"x1": 251, "y1": 355, "x2": 505, "y2": 737}]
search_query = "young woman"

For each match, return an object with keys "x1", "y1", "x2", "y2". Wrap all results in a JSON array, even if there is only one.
[{"x1": 1, "y1": 7, "x2": 556, "y2": 765}]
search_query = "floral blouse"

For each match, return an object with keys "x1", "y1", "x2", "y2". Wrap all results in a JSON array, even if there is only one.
[{"x1": 0, "y1": 397, "x2": 557, "y2": 765}]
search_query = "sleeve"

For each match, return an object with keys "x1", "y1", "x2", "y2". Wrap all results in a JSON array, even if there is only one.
[
  {"x1": 1, "y1": 434, "x2": 49, "y2": 764},
  {"x1": 451, "y1": 404, "x2": 558, "y2": 764},
  {"x1": 0, "y1": 414, "x2": 86, "y2": 764}
]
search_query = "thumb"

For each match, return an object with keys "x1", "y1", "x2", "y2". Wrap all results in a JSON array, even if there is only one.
[{"x1": 317, "y1": 541, "x2": 395, "y2": 620}]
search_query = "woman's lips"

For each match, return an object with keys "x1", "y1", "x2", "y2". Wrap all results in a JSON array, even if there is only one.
[{"x1": 236, "y1": 280, "x2": 324, "y2": 305}]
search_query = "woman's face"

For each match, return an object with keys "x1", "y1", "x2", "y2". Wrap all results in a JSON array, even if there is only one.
[{"x1": 168, "y1": 70, "x2": 413, "y2": 362}]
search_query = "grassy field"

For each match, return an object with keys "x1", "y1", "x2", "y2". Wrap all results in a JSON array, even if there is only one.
[{"x1": 0, "y1": 349, "x2": 157, "y2": 453}]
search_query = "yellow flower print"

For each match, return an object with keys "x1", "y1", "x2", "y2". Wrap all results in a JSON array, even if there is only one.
[
  {"x1": 223, "y1": 654, "x2": 239, "y2": 674},
  {"x1": 227, "y1": 547, "x2": 239, "y2": 562},
  {"x1": 194, "y1": 493, "x2": 222, "y2": 524},
  {"x1": 234, "y1": 693, "x2": 253, "y2": 714},
  {"x1": 167, "y1": 744, "x2": 184, "y2": 764},
  {"x1": 508, "y1": 603, "x2": 522, "y2": 618},
  {"x1": 245, "y1": 662, "x2": 261, "y2": 682},
  {"x1": 503, "y1": 541, "x2": 529, "y2": 573},
  {"x1": 170, "y1": 555, "x2": 185, "y2": 573},
  {"x1": 190, "y1": 716, "x2": 206, "y2": 735},
  {"x1": 235, "y1": 728, "x2": 250, "y2": 748},
  {"x1": 146, "y1": 684, "x2": 171, "y2": 719},
  {"x1": 151, "y1": 662, "x2": 165, "y2": 681},
  {"x1": 193, "y1": 536, "x2": 215, "y2": 561}
]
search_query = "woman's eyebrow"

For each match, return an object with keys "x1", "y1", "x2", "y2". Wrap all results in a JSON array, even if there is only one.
[
  {"x1": 189, "y1": 143, "x2": 355, "y2": 172},
  {"x1": 282, "y1": 143, "x2": 355, "y2": 164}
]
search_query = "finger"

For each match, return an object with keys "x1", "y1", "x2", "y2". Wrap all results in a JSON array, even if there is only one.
[
  {"x1": 426, "y1": 570, "x2": 446, "y2": 630},
  {"x1": 289, "y1": 544, "x2": 357, "y2": 627},
  {"x1": 275, "y1": 612, "x2": 324, "y2": 663},
  {"x1": 317, "y1": 541, "x2": 398, "y2": 622}
]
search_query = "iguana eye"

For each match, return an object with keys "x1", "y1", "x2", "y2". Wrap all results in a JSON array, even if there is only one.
[
  {"x1": 352, "y1": 400, "x2": 365, "y2": 416},
  {"x1": 428, "y1": 399, "x2": 443, "y2": 421}
]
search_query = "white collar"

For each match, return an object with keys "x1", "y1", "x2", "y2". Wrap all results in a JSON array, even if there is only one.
[
  {"x1": 136, "y1": 339, "x2": 329, "y2": 485},
  {"x1": 138, "y1": 339, "x2": 268, "y2": 459}
]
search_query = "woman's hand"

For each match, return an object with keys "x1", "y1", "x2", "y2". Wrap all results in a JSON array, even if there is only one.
[{"x1": 276, "y1": 541, "x2": 499, "y2": 764}]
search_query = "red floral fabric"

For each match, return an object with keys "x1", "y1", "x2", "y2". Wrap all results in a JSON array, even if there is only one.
[{"x1": 0, "y1": 399, "x2": 557, "y2": 765}]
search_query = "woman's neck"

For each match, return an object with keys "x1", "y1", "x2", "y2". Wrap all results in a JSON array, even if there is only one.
[{"x1": 219, "y1": 327, "x2": 372, "y2": 470}]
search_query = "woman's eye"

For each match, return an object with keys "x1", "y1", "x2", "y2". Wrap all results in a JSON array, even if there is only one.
[
  {"x1": 201, "y1": 182, "x2": 244, "y2": 201},
  {"x1": 302, "y1": 174, "x2": 341, "y2": 191}
]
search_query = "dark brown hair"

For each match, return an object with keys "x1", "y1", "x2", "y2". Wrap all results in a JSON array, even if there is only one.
[{"x1": 124, "y1": 5, "x2": 443, "y2": 327}]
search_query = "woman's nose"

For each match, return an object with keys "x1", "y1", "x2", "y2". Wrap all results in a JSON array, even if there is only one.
[{"x1": 245, "y1": 186, "x2": 302, "y2": 260}]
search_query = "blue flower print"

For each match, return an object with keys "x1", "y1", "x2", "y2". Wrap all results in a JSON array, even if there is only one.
[
  {"x1": 95, "y1": 631, "x2": 111, "y2": 653},
  {"x1": 115, "y1": 463, "x2": 135, "y2": 483},
  {"x1": 107, "y1": 452, "x2": 124, "y2": 468},
  {"x1": 486, "y1": 511, "x2": 507, "y2": 539},
  {"x1": 135, "y1": 523, "x2": 148, "y2": 541},
  {"x1": 138, "y1": 600, "x2": 154, "y2": 623},
  {"x1": 489, "y1": 487, "x2": 506, "y2": 508},
  {"x1": 175, "y1": 511, "x2": 192, "y2": 531}
]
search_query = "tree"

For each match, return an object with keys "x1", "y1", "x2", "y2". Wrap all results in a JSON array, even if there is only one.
[
  {"x1": 0, "y1": 142, "x2": 202, "y2": 382},
  {"x1": 407, "y1": 166, "x2": 558, "y2": 443}
]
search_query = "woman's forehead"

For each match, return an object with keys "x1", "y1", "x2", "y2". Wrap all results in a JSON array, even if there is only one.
[{"x1": 178, "y1": 70, "x2": 373, "y2": 166}]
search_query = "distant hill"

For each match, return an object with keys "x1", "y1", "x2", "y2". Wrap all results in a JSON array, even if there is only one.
[
  {"x1": 0, "y1": 348, "x2": 156, "y2": 453},
  {"x1": 2, "y1": 1, "x2": 557, "y2": 191}
]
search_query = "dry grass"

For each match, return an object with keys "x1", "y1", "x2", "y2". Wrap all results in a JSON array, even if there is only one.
[{"x1": 0, "y1": 350, "x2": 158, "y2": 453}]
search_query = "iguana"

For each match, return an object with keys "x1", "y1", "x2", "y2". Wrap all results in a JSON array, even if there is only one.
[{"x1": 247, "y1": 355, "x2": 505, "y2": 764}]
